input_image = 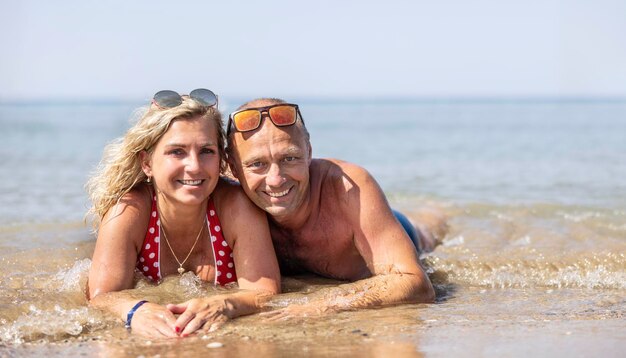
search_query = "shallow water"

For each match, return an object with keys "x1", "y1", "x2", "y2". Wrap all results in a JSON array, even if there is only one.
[{"x1": 1, "y1": 100, "x2": 625, "y2": 356}]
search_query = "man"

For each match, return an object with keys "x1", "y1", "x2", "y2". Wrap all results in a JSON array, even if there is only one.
[{"x1": 226, "y1": 98, "x2": 446, "y2": 318}]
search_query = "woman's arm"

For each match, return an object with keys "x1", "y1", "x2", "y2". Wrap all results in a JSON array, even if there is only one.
[
  {"x1": 90, "y1": 292, "x2": 179, "y2": 337},
  {"x1": 168, "y1": 182, "x2": 281, "y2": 336},
  {"x1": 88, "y1": 187, "x2": 179, "y2": 338}
]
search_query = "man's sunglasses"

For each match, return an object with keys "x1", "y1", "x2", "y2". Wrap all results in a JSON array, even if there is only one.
[
  {"x1": 152, "y1": 88, "x2": 218, "y2": 109},
  {"x1": 227, "y1": 103, "x2": 304, "y2": 135}
]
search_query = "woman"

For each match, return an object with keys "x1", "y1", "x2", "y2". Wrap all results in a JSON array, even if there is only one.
[{"x1": 86, "y1": 89, "x2": 280, "y2": 338}]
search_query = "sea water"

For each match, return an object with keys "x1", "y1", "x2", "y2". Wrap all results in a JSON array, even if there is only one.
[{"x1": 0, "y1": 99, "x2": 624, "y2": 356}]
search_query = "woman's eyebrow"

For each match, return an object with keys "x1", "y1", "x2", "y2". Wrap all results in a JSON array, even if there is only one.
[{"x1": 163, "y1": 140, "x2": 217, "y2": 147}]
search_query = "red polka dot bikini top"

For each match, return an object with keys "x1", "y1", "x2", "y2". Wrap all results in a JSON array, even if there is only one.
[{"x1": 136, "y1": 195, "x2": 238, "y2": 286}]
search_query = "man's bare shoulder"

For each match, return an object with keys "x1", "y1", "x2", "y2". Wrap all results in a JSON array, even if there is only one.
[
  {"x1": 311, "y1": 158, "x2": 377, "y2": 196},
  {"x1": 311, "y1": 158, "x2": 365, "y2": 172}
]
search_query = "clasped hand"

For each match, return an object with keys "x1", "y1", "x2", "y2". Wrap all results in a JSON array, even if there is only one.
[{"x1": 167, "y1": 296, "x2": 229, "y2": 336}]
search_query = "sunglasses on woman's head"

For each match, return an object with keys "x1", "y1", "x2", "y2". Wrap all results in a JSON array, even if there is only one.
[
  {"x1": 152, "y1": 88, "x2": 218, "y2": 109},
  {"x1": 227, "y1": 103, "x2": 304, "y2": 136}
]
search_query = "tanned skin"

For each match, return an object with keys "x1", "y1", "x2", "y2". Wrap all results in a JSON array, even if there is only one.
[{"x1": 228, "y1": 99, "x2": 439, "y2": 318}]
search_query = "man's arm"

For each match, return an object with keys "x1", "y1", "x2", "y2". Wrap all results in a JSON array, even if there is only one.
[
  {"x1": 264, "y1": 162, "x2": 434, "y2": 319},
  {"x1": 346, "y1": 162, "x2": 435, "y2": 304}
]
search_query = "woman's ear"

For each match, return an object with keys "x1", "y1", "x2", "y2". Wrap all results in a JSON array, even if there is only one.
[{"x1": 140, "y1": 151, "x2": 153, "y2": 177}]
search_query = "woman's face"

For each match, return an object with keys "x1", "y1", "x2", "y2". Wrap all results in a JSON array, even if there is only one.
[{"x1": 143, "y1": 116, "x2": 221, "y2": 206}]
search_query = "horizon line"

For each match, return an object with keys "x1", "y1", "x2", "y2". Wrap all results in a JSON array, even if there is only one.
[{"x1": 1, "y1": 95, "x2": 626, "y2": 106}]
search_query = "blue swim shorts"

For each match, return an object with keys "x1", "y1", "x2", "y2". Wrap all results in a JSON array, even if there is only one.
[{"x1": 392, "y1": 209, "x2": 422, "y2": 253}]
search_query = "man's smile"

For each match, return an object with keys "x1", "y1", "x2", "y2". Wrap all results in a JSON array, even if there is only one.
[{"x1": 265, "y1": 187, "x2": 291, "y2": 198}]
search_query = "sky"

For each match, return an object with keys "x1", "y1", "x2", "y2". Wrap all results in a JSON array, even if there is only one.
[{"x1": 1, "y1": 0, "x2": 625, "y2": 101}]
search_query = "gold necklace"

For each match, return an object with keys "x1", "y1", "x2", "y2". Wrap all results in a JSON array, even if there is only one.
[{"x1": 160, "y1": 215, "x2": 207, "y2": 275}]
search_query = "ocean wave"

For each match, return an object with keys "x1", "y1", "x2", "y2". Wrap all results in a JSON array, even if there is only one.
[{"x1": 426, "y1": 251, "x2": 626, "y2": 289}]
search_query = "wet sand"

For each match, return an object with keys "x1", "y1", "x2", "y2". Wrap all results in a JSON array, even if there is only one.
[
  {"x1": 1, "y1": 249, "x2": 624, "y2": 357},
  {"x1": 1, "y1": 282, "x2": 623, "y2": 357}
]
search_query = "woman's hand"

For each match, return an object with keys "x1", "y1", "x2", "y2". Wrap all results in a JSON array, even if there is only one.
[
  {"x1": 167, "y1": 297, "x2": 230, "y2": 336},
  {"x1": 128, "y1": 302, "x2": 179, "y2": 338}
]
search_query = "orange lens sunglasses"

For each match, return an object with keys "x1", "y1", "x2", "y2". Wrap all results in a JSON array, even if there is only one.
[{"x1": 227, "y1": 103, "x2": 304, "y2": 135}]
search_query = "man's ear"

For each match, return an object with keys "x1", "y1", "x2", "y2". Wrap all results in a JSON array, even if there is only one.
[
  {"x1": 226, "y1": 151, "x2": 239, "y2": 179},
  {"x1": 306, "y1": 140, "x2": 313, "y2": 163},
  {"x1": 140, "y1": 151, "x2": 153, "y2": 177}
]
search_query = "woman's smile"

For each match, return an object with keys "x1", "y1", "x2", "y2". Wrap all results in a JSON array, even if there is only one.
[{"x1": 177, "y1": 179, "x2": 205, "y2": 186}]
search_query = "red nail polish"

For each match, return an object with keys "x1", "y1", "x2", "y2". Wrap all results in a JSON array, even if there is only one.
[{"x1": 175, "y1": 326, "x2": 180, "y2": 333}]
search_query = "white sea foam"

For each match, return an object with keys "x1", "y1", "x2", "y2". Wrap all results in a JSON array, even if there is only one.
[
  {"x1": 49, "y1": 259, "x2": 92, "y2": 292},
  {"x1": 0, "y1": 304, "x2": 107, "y2": 344},
  {"x1": 427, "y1": 252, "x2": 626, "y2": 289}
]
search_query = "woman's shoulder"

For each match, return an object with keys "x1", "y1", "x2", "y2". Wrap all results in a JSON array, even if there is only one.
[
  {"x1": 212, "y1": 177, "x2": 260, "y2": 217},
  {"x1": 213, "y1": 175, "x2": 240, "y2": 192},
  {"x1": 101, "y1": 184, "x2": 153, "y2": 228},
  {"x1": 213, "y1": 176, "x2": 247, "y2": 202},
  {"x1": 120, "y1": 184, "x2": 153, "y2": 211},
  {"x1": 211, "y1": 178, "x2": 268, "y2": 246}
]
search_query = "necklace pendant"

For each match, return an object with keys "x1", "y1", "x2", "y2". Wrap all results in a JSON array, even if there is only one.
[{"x1": 177, "y1": 267, "x2": 185, "y2": 275}]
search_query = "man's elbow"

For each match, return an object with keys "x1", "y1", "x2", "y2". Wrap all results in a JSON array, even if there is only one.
[
  {"x1": 407, "y1": 274, "x2": 436, "y2": 304},
  {"x1": 418, "y1": 281, "x2": 436, "y2": 303}
]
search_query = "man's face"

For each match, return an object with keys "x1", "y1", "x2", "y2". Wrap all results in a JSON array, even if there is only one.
[{"x1": 229, "y1": 104, "x2": 312, "y2": 220}]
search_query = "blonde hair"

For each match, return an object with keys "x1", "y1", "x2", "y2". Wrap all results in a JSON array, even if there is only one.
[{"x1": 85, "y1": 98, "x2": 225, "y2": 229}]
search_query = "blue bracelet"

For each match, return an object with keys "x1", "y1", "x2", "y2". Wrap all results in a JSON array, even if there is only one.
[{"x1": 125, "y1": 300, "x2": 148, "y2": 329}]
